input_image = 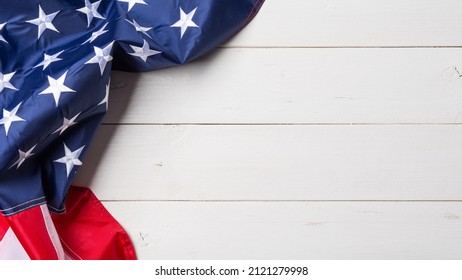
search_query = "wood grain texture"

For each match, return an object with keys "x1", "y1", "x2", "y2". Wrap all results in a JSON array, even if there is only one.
[
  {"x1": 74, "y1": 125, "x2": 462, "y2": 200},
  {"x1": 226, "y1": 0, "x2": 462, "y2": 47},
  {"x1": 103, "y1": 201, "x2": 462, "y2": 259},
  {"x1": 105, "y1": 48, "x2": 462, "y2": 124},
  {"x1": 79, "y1": 0, "x2": 462, "y2": 259}
]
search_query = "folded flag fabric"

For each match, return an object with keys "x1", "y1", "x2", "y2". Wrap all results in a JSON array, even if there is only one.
[{"x1": 0, "y1": 0, "x2": 264, "y2": 259}]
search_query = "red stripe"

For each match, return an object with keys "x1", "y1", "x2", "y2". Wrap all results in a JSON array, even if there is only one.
[
  {"x1": 0, "y1": 215, "x2": 8, "y2": 241},
  {"x1": 51, "y1": 186, "x2": 136, "y2": 260},
  {"x1": 5, "y1": 205, "x2": 59, "y2": 259},
  {"x1": 2, "y1": 186, "x2": 136, "y2": 260}
]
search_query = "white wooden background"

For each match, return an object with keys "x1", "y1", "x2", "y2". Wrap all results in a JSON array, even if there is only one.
[{"x1": 74, "y1": 0, "x2": 462, "y2": 259}]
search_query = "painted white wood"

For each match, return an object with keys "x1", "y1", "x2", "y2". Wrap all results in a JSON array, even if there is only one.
[
  {"x1": 103, "y1": 201, "x2": 462, "y2": 259},
  {"x1": 226, "y1": 0, "x2": 462, "y2": 47},
  {"x1": 76, "y1": 0, "x2": 462, "y2": 260},
  {"x1": 105, "y1": 48, "x2": 462, "y2": 124},
  {"x1": 74, "y1": 125, "x2": 462, "y2": 200}
]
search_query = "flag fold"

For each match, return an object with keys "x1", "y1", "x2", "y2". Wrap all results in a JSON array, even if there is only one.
[{"x1": 0, "y1": 0, "x2": 264, "y2": 259}]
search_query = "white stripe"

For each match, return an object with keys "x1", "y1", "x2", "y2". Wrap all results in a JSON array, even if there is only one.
[
  {"x1": 0, "y1": 227, "x2": 30, "y2": 260},
  {"x1": 59, "y1": 237, "x2": 83, "y2": 260},
  {"x1": 64, "y1": 252, "x2": 74, "y2": 260},
  {"x1": 40, "y1": 205, "x2": 65, "y2": 260}
]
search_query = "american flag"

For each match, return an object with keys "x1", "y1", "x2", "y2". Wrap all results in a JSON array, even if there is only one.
[{"x1": 0, "y1": 0, "x2": 264, "y2": 259}]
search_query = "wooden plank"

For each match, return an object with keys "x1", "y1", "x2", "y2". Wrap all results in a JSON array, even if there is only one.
[
  {"x1": 105, "y1": 48, "x2": 462, "y2": 124},
  {"x1": 103, "y1": 201, "x2": 462, "y2": 259},
  {"x1": 226, "y1": 0, "x2": 462, "y2": 47},
  {"x1": 74, "y1": 125, "x2": 462, "y2": 200}
]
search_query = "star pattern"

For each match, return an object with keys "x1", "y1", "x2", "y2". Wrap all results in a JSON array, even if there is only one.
[
  {"x1": 83, "y1": 22, "x2": 109, "y2": 44},
  {"x1": 171, "y1": 7, "x2": 199, "y2": 38},
  {"x1": 0, "y1": 72, "x2": 17, "y2": 92},
  {"x1": 85, "y1": 42, "x2": 113, "y2": 75},
  {"x1": 0, "y1": 0, "x2": 241, "y2": 217},
  {"x1": 10, "y1": 145, "x2": 36, "y2": 169},
  {"x1": 118, "y1": 0, "x2": 147, "y2": 12},
  {"x1": 39, "y1": 71, "x2": 76, "y2": 107},
  {"x1": 26, "y1": 5, "x2": 60, "y2": 39},
  {"x1": 0, "y1": 103, "x2": 25, "y2": 136},
  {"x1": 77, "y1": 0, "x2": 105, "y2": 27},
  {"x1": 0, "y1": 23, "x2": 7, "y2": 43},
  {"x1": 98, "y1": 84, "x2": 110, "y2": 111},
  {"x1": 53, "y1": 113, "x2": 81, "y2": 135},
  {"x1": 34, "y1": 51, "x2": 64, "y2": 70},
  {"x1": 54, "y1": 143, "x2": 85, "y2": 177},
  {"x1": 126, "y1": 19, "x2": 152, "y2": 38},
  {"x1": 129, "y1": 39, "x2": 161, "y2": 62}
]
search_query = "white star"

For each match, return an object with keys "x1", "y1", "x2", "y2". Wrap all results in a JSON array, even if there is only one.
[
  {"x1": 129, "y1": 39, "x2": 161, "y2": 62},
  {"x1": 118, "y1": 0, "x2": 147, "y2": 12},
  {"x1": 0, "y1": 72, "x2": 17, "y2": 92},
  {"x1": 83, "y1": 22, "x2": 108, "y2": 44},
  {"x1": 34, "y1": 51, "x2": 64, "y2": 70},
  {"x1": 77, "y1": 0, "x2": 105, "y2": 27},
  {"x1": 85, "y1": 42, "x2": 113, "y2": 75},
  {"x1": 54, "y1": 143, "x2": 85, "y2": 178},
  {"x1": 0, "y1": 23, "x2": 7, "y2": 43},
  {"x1": 26, "y1": 5, "x2": 60, "y2": 39},
  {"x1": 0, "y1": 103, "x2": 25, "y2": 136},
  {"x1": 98, "y1": 83, "x2": 110, "y2": 111},
  {"x1": 10, "y1": 145, "x2": 36, "y2": 169},
  {"x1": 39, "y1": 71, "x2": 76, "y2": 107},
  {"x1": 53, "y1": 112, "x2": 81, "y2": 135},
  {"x1": 126, "y1": 19, "x2": 152, "y2": 38},
  {"x1": 171, "y1": 7, "x2": 199, "y2": 38}
]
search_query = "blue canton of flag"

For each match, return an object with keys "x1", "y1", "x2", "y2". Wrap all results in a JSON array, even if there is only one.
[{"x1": 0, "y1": 0, "x2": 264, "y2": 259}]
